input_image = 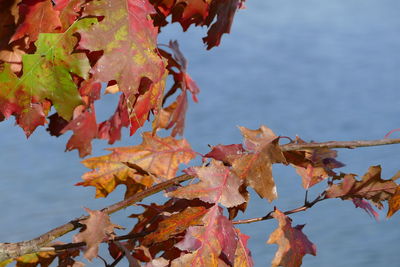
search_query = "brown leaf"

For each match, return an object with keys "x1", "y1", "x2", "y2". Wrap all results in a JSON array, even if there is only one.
[
  {"x1": 168, "y1": 160, "x2": 246, "y2": 207},
  {"x1": 73, "y1": 208, "x2": 123, "y2": 261},
  {"x1": 204, "y1": 144, "x2": 246, "y2": 165},
  {"x1": 325, "y1": 166, "x2": 397, "y2": 209},
  {"x1": 233, "y1": 139, "x2": 286, "y2": 202},
  {"x1": 387, "y1": 186, "x2": 400, "y2": 218},
  {"x1": 267, "y1": 209, "x2": 316, "y2": 267}
]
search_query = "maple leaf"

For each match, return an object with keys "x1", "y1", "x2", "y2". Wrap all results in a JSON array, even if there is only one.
[
  {"x1": 61, "y1": 105, "x2": 98, "y2": 157},
  {"x1": 284, "y1": 137, "x2": 345, "y2": 189},
  {"x1": 387, "y1": 186, "x2": 400, "y2": 218},
  {"x1": 325, "y1": 166, "x2": 398, "y2": 209},
  {"x1": 78, "y1": 132, "x2": 196, "y2": 197},
  {"x1": 267, "y1": 208, "x2": 316, "y2": 267},
  {"x1": 11, "y1": 0, "x2": 62, "y2": 44},
  {"x1": 168, "y1": 160, "x2": 246, "y2": 208},
  {"x1": 73, "y1": 208, "x2": 123, "y2": 261},
  {"x1": 171, "y1": 205, "x2": 238, "y2": 267},
  {"x1": 79, "y1": 0, "x2": 166, "y2": 97},
  {"x1": 232, "y1": 126, "x2": 287, "y2": 201},
  {"x1": 234, "y1": 229, "x2": 254, "y2": 267}
]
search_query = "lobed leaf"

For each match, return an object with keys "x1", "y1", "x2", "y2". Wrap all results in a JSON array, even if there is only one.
[
  {"x1": 78, "y1": 132, "x2": 196, "y2": 197},
  {"x1": 267, "y1": 209, "x2": 316, "y2": 267},
  {"x1": 168, "y1": 160, "x2": 246, "y2": 208}
]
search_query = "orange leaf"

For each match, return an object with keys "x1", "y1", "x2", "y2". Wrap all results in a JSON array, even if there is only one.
[
  {"x1": 78, "y1": 132, "x2": 196, "y2": 197},
  {"x1": 267, "y1": 209, "x2": 316, "y2": 267},
  {"x1": 387, "y1": 186, "x2": 400, "y2": 218}
]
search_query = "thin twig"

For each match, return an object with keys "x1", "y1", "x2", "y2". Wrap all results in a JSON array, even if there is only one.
[{"x1": 232, "y1": 191, "x2": 325, "y2": 225}]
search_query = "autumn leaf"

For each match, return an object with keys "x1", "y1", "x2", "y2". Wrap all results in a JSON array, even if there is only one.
[
  {"x1": 61, "y1": 105, "x2": 98, "y2": 158},
  {"x1": 54, "y1": 0, "x2": 87, "y2": 30},
  {"x1": 284, "y1": 138, "x2": 345, "y2": 189},
  {"x1": 267, "y1": 208, "x2": 316, "y2": 267},
  {"x1": 387, "y1": 186, "x2": 400, "y2": 218},
  {"x1": 79, "y1": 0, "x2": 166, "y2": 97},
  {"x1": 352, "y1": 198, "x2": 379, "y2": 220},
  {"x1": 204, "y1": 144, "x2": 245, "y2": 165},
  {"x1": 325, "y1": 166, "x2": 398, "y2": 209},
  {"x1": 14, "y1": 251, "x2": 56, "y2": 267},
  {"x1": 11, "y1": 0, "x2": 62, "y2": 43},
  {"x1": 168, "y1": 160, "x2": 246, "y2": 208},
  {"x1": 151, "y1": 0, "x2": 245, "y2": 49},
  {"x1": 234, "y1": 229, "x2": 254, "y2": 267},
  {"x1": 232, "y1": 126, "x2": 286, "y2": 201},
  {"x1": 73, "y1": 208, "x2": 123, "y2": 261},
  {"x1": 78, "y1": 132, "x2": 196, "y2": 197},
  {"x1": 171, "y1": 205, "x2": 238, "y2": 267},
  {"x1": 154, "y1": 41, "x2": 200, "y2": 136},
  {"x1": 142, "y1": 206, "x2": 208, "y2": 246}
]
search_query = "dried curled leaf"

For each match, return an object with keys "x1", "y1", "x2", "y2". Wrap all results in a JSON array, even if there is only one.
[
  {"x1": 267, "y1": 209, "x2": 316, "y2": 267},
  {"x1": 325, "y1": 166, "x2": 398, "y2": 209}
]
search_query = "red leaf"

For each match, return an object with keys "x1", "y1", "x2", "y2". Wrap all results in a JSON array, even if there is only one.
[
  {"x1": 168, "y1": 160, "x2": 246, "y2": 208},
  {"x1": 16, "y1": 101, "x2": 50, "y2": 137},
  {"x1": 78, "y1": 0, "x2": 166, "y2": 96},
  {"x1": 11, "y1": 0, "x2": 62, "y2": 43},
  {"x1": 204, "y1": 144, "x2": 245, "y2": 165},
  {"x1": 234, "y1": 229, "x2": 254, "y2": 267},
  {"x1": 267, "y1": 209, "x2": 316, "y2": 267},
  {"x1": 61, "y1": 105, "x2": 98, "y2": 158},
  {"x1": 172, "y1": 205, "x2": 238, "y2": 266},
  {"x1": 98, "y1": 94, "x2": 130, "y2": 144}
]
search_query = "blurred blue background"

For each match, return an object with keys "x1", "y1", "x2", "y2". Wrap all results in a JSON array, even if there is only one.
[{"x1": 1, "y1": 0, "x2": 400, "y2": 266}]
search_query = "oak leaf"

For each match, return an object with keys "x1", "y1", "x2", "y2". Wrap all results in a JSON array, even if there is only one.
[
  {"x1": 73, "y1": 208, "x2": 123, "y2": 261},
  {"x1": 233, "y1": 126, "x2": 286, "y2": 201},
  {"x1": 168, "y1": 160, "x2": 246, "y2": 207},
  {"x1": 325, "y1": 166, "x2": 398, "y2": 209},
  {"x1": 79, "y1": 0, "x2": 166, "y2": 97},
  {"x1": 11, "y1": 0, "x2": 62, "y2": 43},
  {"x1": 171, "y1": 205, "x2": 238, "y2": 266},
  {"x1": 387, "y1": 186, "x2": 400, "y2": 218},
  {"x1": 267, "y1": 209, "x2": 316, "y2": 267},
  {"x1": 78, "y1": 132, "x2": 196, "y2": 197},
  {"x1": 61, "y1": 105, "x2": 98, "y2": 158},
  {"x1": 234, "y1": 229, "x2": 254, "y2": 267}
]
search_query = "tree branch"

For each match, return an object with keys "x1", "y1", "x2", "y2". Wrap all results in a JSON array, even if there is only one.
[
  {"x1": 280, "y1": 137, "x2": 400, "y2": 151},
  {"x1": 1, "y1": 137, "x2": 399, "y2": 262},
  {"x1": 0, "y1": 174, "x2": 194, "y2": 262}
]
